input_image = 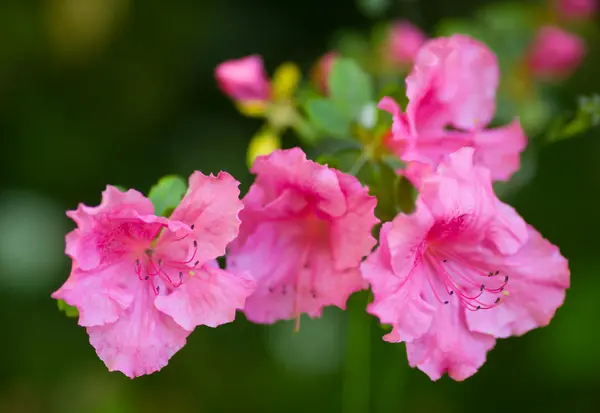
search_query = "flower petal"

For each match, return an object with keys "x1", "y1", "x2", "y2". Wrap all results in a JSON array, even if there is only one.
[
  {"x1": 87, "y1": 283, "x2": 188, "y2": 378},
  {"x1": 155, "y1": 263, "x2": 256, "y2": 331},
  {"x1": 168, "y1": 171, "x2": 243, "y2": 264},
  {"x1": 406, "y1": 301, "x2": 496, "y2": 381},
  {"x1": 52, "y1": 263, "x2": 134, "y2": 327},
  {"x1": 467, "y1": 226, "x2": 570, "y2": 338}
]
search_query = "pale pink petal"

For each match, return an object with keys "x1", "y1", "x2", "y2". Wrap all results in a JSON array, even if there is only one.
[
  {"x1": 472, "y1": 118, "x2": 527, "y2": 182},
  {"x1": 467, "y1": 227, "x2": 570, "y2": 338},
  {"x1": 362, "y1": 223, "x2": 435, "y2": 342},
  {"x1": 407, "y1": 35, "x2": 499, "y2": 131},
  {"x1": 168, "y1": 171, "x2": 243, "y2": 265},
  {"x1": 251, "y1": 148, "x2": 347, "y2": 217},
  {"x1": 484, "y1": 201, "x2": 529, "y2": 256},
  {"x1": 87, "y1": 284, "x2": 188, "y2": 378},
  {"x1": 155, "y1": 264, "x2": 256, "y2": 331},
  {"x1": 52, "y1": 264, "x2": 134, "y2": 327},
  {"x1": 406, "y1": 301, "x2": 496, "y2": 381},
  {"x1": 330, "y1": 170, "x2": 378, "y2": 270},
  {"x1": 215, "y1": 55, "x2": 271, "y2": 102}
]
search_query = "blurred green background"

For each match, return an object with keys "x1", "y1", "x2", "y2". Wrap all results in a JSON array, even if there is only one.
[{"x1": 1, "y1": 0, "x2": 599, "y2": 412}]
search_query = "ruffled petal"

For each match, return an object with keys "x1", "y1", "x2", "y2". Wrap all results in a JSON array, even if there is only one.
[
  {"x1": 87, "y1": 283, "x2": 188, "y2": 378},
  {"x1": 467, "y1": 226, "x2": 570, "y2": 338},
  {"x1": 406, "y1": 301, "x2": 496, "y2": 381},
  {"x1": 52, "y1": 263, "x2": 134, "y2": 327},
  {"x1": 155, "y1": 263, "x2": 256, "y2": 331},
  {"x1": 168, "y1": 171, "x2": 243, "y2": 264},
  {"x1": 362, "y1": 223, "x2": 435, "y2": 342}
]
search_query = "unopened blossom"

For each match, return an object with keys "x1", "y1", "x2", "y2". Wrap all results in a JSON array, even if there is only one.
[
  {"x1": 311, "y1": 51, "x2": 339, "y2": 94},
  {"x1": 379, "y1": 34, "x2": 526, "y2": 185},
  {"x1": 385, "y1": 20, "x2": 427, "y2": 66},
  {"x1": 52, "y1": 173, "x2": 255, "y2": 378},
  {"x1": 362, "y1": 148, "x2": 569, "y2": 381},
  {"x1": 555, "y1": 0, "x2": 597, "y2": 20},
  {"x1": 227, "y1": 148, "x2": 378, "y2": 324},
  {"x1": 215, "y1": 55, "x2": 271, "y2": 103},
  {"x1": 528, "y1": 26, "x2": 585, "y2": 79}
]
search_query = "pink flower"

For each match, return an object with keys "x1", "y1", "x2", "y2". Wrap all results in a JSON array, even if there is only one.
[
  {"x1": 52, "y1": 173, "x2": 256, "y2": 378},
  {"x1": 555, "y1": 0, "x2": 597, "y2": 20},
  {"x1": 227, "y1": 148, "x2": 378, "y2": 324},
  {"x1": 528, "y1": 26, "x2": 585, "y2": 79},
  {"x1": 385, "y1": 20, "x2": 427, "y2": 66},
  {"x1": 215, "y1": 55, "x2": 271, "y2": 103},
  {"x1": 312, "y1": 51, "x2": 339, "y2": 94},
  {"x1": 379, "y1": 35, "x2": 526, "y2": 185},
  {"x1": 362, "y1": 148, "x2": 569, "y2": 381}
]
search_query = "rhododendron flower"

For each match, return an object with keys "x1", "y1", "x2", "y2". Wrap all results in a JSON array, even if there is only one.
[
  {"x1": 215, "y1": 55, "x2": 271, "y2": 103},
  {"x1": 311, "y1": 51, "x2": 339, "y2": 94},
  {"x1": 362, "y1": 148, "x2": 569, "y2": 381},
  {"x1": 527, "y1": 26, "x2": 585, "y2": 79},
  {"x1": 227, "y1": 148, "x2": 378, "y2": 324},
  {"x1": 555, "y1": 0, "x2": 597, "y2": 20},
  {"x1": 385, "y1": 20, "x2": 427, "y2": 66},
  {"x1": 379, "y1": 34, "x2": 526, "y2": 185},
  {"x1": 52, "y1": 173, "x2": 256, "y2": 378}
]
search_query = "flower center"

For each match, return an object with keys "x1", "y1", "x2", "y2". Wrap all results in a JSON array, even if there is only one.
[
  {"x1": 425, "y1": 250, "x2": 509, "y2": 311},
  {"x1": 133, "y1": 224, "x2": 200, "y2": 295}
]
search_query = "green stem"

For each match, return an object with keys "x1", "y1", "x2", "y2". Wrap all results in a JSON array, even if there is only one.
[{"x1": 342, "y1": 292, "x2": 371, "y2": 413}]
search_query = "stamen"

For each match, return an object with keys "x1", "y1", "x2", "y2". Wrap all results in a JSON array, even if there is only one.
[{"x1": 190, "y1": 224, "x2": 195, "y2": 230}]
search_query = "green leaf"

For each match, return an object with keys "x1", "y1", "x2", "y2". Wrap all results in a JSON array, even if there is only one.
[
  {"x1": 57, "y1": 299, "x2": 79, "y2": 318},
  {"x1": 328, "y1": 58, "x2": 374, "y2": 119},
  {"x1": 305, "y1": 98, "x2": 352, "y2": 138},
  {"x1": 148, "y1": 175, "x2": 187, "y2": 217},
  {"x1": 547, "y1": 95, "x2": 600, "y2": 143}
]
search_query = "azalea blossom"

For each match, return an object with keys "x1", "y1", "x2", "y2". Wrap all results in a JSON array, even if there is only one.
[
  {"x1": 362, "y1": 148, "x2": 569, "y2": 380},
  {"x1": 227, "y1": 148, "x2": 378, "y2": 324},
  {"x1": 527, "y1": 26, "x2": 585, "y2": 80},
  {"x1": 379, "y1": 34, "x2": 526, "y2": 185},
  {"x1": 385, "y1": 20, "x2": 427, "y2": 66},
  {"x1": 555, "y1": 0, "x2": 597, "y2": 20},
  {"x1": 312, "y1": 51, "x2": 339, "y2": 94},
  {"x1": 215, "y1": 55, "x2": 271, "y2": 103},
  {"x1": 52, "y1": 172, "x2": 255, "y2": 378}
]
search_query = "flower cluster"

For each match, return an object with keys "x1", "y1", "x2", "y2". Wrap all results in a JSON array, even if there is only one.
[{"x1": 55, "y1": 5, "x2": 581, "y2": 381}]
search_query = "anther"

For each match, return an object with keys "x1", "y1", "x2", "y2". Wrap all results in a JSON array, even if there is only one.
[
  {"x1": 480, "y1": 284, "x2": 485, "y2": 291},
  {"x1": 488, "y1": 272, "x2": 494, "y2": 277},
  {"x1": 495, "y1": 270, "x2": 500, "y2": 275},
  {"x1": 179, "y1": 271, "x2": 183, "y2": 278},
  {"x1": 190, "y1": 224, "x2": 195, "y2": 230},
  {"x1": 156, "y1": 286, "x2": 160, "y2": 293},
  {"x1": 444, "y1": 300, "x2": 449, "y2": 304},
  {"x1": 494, "y1": 298, "x2": 501, "y2": 304},
  {"x1": 504, "y1": 276, "x2": 509, "y2": 282},
  {"x1": 194, "y1": 260, "x2": 199, "y2": 266},
  {"x1": 476, "y1": 305, "x2": 481, "y2": 310},
  {"x1": 145, "y1": 276, "x2": 149, "y2": 280},
  {"x1": 442, "y1": 259, "x2": 448, "y2": 263},
  {"x1": 449, "y1": 290, "x2": 454, "y2": 295},
  {"x1": 193, "y1": 240, "x2": 197, "y2": 247},
  {"x1": 311, "y1": 290, "x2": 317, "y2": 299},
  {"x1": 136, "y1": 259, "x2": 140, "y2": 266},
  {"x1": 158, "y1": 259, "x2": 163, "y2": 266}
]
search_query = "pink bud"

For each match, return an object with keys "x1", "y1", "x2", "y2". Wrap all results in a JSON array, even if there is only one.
[
  {"x1": 528, "y1": 26, "x2": 585, "y2": 79},
  {"x1": 311, "y1": 51, "x2": 339, "y2": 94},
  {"x1": 555, "y1": 0, "x2": 597, "y2": 20},
  {"x1": 385, "y1": 20, "x2": 427, "y2": 65},
  {"x1": 215, "y1": 55, "x2": 271, "y2": 102}
]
